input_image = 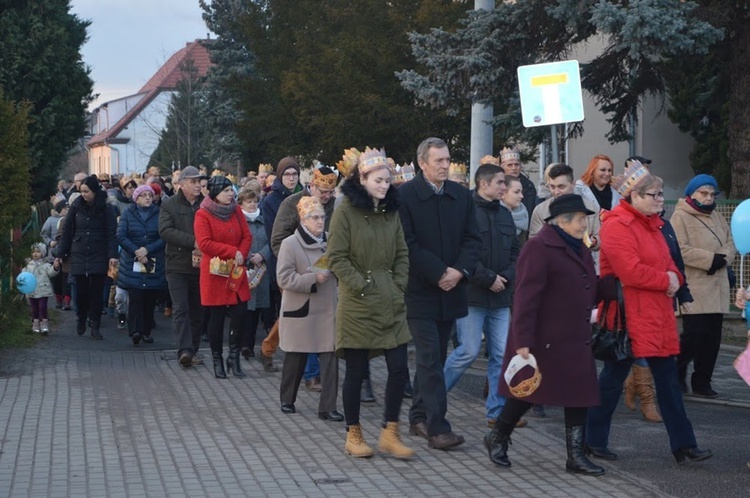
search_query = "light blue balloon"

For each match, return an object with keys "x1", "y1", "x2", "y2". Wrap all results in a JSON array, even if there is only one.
[
  {"x1": 731, "y1": 199, "x2": 750, "y2": 256},
  {"x1": 16, "y1": 271, "x2": 37, "y2": 294}
]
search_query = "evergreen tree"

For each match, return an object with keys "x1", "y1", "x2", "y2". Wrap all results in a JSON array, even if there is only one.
[
  {"x1": 0, "y1": 0, "x2": 94, "y2": 201},
  {"x1": 201, "y1": 0, "x2": 469, "y2": 167},
  {"x1": 398, "y1": 1, "x2": 735, "y2": 187},
  {"x1": 0, "y1": 90, "x2": 31, "y2": 237},
  {"x1": 149, "y1": 55, "x2": 211, "y2": 170}
]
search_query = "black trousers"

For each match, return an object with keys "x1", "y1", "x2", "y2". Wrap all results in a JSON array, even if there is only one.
[
  {"x1": 677, "y1": 313, "x2": 723, "y2": 390},
  {"x1": 501, "y1": 398, "x2": 586, "y2": 428},
  {"x1": 206, "y1": 302, "x2": 245, "y2": 354},
  {"x1": 241, "y1": 308, "x2": 268, "y2": 350},
  {"x1": 75, "y1": 274, "x2": 105, "y2": 327},
  {"x1": 166, "y1": 272, "x2": 202, "y2": 355},
  {"x1": 342, "y1": 345, "x2": 408, "y2": 427},
  {"x1": 127, "y1": 288, "x2": 159, "y2": 338},
  {"x1": 408, "y1": 318, "x2": 454, "y2": 436}
]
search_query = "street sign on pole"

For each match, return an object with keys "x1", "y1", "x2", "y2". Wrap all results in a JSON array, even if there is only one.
[{"x1": 517, "y1": 60, "x2": 584, "y2": 128}]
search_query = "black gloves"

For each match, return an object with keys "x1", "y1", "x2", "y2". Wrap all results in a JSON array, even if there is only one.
[{"x1": 707, "y1": 253, "x2": 727, "y2": 275}]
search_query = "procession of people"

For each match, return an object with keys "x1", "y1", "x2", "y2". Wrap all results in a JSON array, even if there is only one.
[{"x1": 27, "y1": 141, "x2": 750, "y2": 474}]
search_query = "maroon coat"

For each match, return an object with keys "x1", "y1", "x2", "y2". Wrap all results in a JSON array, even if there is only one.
[
  {"x1": 194, "y1": 206, "x2": 252, "y2": 306},
  {"x1": 499, "y1": 224, "x2": 600, "y2": 407}
]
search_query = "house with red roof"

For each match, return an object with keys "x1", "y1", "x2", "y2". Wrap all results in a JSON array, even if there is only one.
[{"x1": 87, "y1": 40, "x2": 212, "y2": 177}]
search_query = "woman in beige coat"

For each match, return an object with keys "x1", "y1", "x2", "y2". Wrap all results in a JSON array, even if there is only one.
[
  {"x1": 671, "y1": 174, "x2": 735, "y2": 398},
  {"x1": 277, "y1": 196, "x2": 342, "y2": 421}
]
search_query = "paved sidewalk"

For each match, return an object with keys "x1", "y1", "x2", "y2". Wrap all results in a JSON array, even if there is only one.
[{"x1": 3, "y1": 310, "x2": 745, "y2": 497}]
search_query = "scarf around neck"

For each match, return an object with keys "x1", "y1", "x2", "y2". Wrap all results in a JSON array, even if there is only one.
[
  {"x1": 201, "y1": 196, "x2": 237, "y2": 221},
  {"x1": 242, "y1": 208, "x2": 261, "y2": 222},
  {"x1": 685, "y1": 196, "x2": 716, "y2": 214},
  {"x1": 501, "y1": 201, "x2": 529, "y2": 233}
]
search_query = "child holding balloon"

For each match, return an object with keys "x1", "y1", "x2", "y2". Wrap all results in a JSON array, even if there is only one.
[{"x1": 22, "y1": 243, "x2": 60, "y2": 334}]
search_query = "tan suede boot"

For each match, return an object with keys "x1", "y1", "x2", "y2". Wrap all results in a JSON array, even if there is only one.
[
  {"x1": 378, "y1": 422, "x2": 414, "y2": 460},
  {"x1": 624, "y1": 367, "x2": 636, "y2": 411},
  {"x1": 633, "y1": 365, "x2": 662, "y2": 423},
  {"x1": 345, "y1": 424, "x2": 374, "y2": 458}
]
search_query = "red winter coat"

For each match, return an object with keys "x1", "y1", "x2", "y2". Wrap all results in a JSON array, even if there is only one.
[
  {"x1": 194, "y1": 205, "x2": 252, "y2": 306},
  {"x1": 599, "y1": 201, "x2": 683, "y2": 358}
]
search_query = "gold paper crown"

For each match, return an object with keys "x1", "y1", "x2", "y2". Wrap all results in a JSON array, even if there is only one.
[
  {"x1": 613, "y1": 159, "x2": 651, "y2": 197},
  {"x1": 258, "y1": 163, "x2": 274, "y2": 174},
  {"x1": 449, "y1": 162, "x2": 468, "y2": 175},
  {"x1": 335, "y1": 148, "x2": 361, "y2": 178},
  {"x1": 209, "y1": 256, "x2": 231, "y2": 276},
  {"x1": 500, "y1": 147, "x2": 521, "y2": 164},
  {"x1": 312, "y1": 167, "x2": 338, "y2": 190},
  {"x1": 211, "y1": 169, "x2": 224, "y2": 177},
  {"x1": 480, "y1": 155, "x2": 500, "y2": 166},
  {"x1": 358, "y1": 147, "x2": 389, "y2": 176},
  {"x1": 297, "y1": 195, "x2": 324, "y2": 219},
  {"x1": 226, "y1": 174, "x2": 237, "y2": 185},
  {"x1": 393, "y1": 164, "x2": 415, "y2": 185}
]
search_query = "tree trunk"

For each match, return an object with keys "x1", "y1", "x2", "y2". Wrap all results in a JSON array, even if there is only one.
[{"x1": 728, "y1": 18, "x2": 750, "y2": 198}]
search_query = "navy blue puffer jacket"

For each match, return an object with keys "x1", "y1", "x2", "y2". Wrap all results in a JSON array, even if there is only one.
[{"x1": 117, "y1": 203, "x2": 166, "y2": 290}]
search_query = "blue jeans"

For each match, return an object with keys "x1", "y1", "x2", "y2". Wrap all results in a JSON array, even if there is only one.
[
  {"x1": 304, "y1": 353, "x2": 320, "y2": 381},
  {"x1": 586, "y1": 356, "x2": 697, "y2": 453},
  {"x1": 444, "y1": 306, "x2": 510, "y2": 421}
]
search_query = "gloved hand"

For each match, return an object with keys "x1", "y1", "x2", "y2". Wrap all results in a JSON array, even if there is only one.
[{"x1": 707, "y1": 253, "x2": 727, "y2": 275}]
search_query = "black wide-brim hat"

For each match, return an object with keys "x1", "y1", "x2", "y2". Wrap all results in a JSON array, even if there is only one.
[{"x1": 544, "y1": 193, "x2": 595, "y2": 222}]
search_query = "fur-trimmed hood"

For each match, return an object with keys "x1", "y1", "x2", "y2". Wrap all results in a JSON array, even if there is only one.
[{"x1": 340, "y1": 177, "x2": 400, "y2": 213}]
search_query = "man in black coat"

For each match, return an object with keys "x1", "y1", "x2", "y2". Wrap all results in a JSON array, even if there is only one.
[{"x1": 398, "y1": 137, "x2": 481, "y2": 449}]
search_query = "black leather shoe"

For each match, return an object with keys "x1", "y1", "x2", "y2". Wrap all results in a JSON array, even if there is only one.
[
  {"x1": 585, "y1": 445, "x2": 618, "y2": 461},
  {"x1": 403, "y1": 379, "x2": 414, "y2": 399},
  {"x1": 428, "y1": 431, "x2": 465, "y2": 450},
  {"x1": 281, "y1": 404, "x2": 296, "y2": 414},
  {"x1": 361, "y1": 379, "x2": 376, "y2": 403},
  {"x1": 691, "y1": 387, "x2": 718, "y2": 399},
  {"x1": 131, "y1": 332, "x2": 142, "y2": 345},
  {"x1": 318, "y1": 410, "x2": 344, "y2": 422},
  {"x1": 409, "y1": 422, "x2": 429, "y2": 439},
  {"x1": 674, "y1": 446, "x2": 713, "y2": 464}
]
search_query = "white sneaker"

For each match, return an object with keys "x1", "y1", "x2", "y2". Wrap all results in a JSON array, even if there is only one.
[
  {"x1": 40, "y1": 319, "x2": 50, "y2": 334},
  {"x1": 32, "y1": 319, "x2": 40, "y2": 333}
]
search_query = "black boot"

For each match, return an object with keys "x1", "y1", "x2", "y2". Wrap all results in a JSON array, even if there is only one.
[
  {"x1": 212, "y1": 351, "x2": 227, "y2": 379},
  {"x1": 565, "y1": 426, "x2": 605, "y2": 476},
  {"x1": 226, "y1": 330, "x2": 246, "y2": 378},
  {"x1": 483, "y1": 420, "x2": 513, "y2": 467},
  {"x1": 361, "y1": 379, "x2": 375, "y2": 403},
  {"x1": 403, "y1": 378, "x2": 413, "y2": 399}
]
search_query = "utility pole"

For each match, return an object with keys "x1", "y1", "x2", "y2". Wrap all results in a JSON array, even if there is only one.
[{"x1": 469, "y1": 0, "x2": 494, "y2": 186}]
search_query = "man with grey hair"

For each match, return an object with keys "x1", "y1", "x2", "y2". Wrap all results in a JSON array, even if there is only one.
[
  {"x1": 398, "y1": 137, "x2": 481, "y2": 450},
  {"x1": 159, "y1": 165, "x2": 207, "y2": 367},
  {"x1": 66, "y1": 172, "x2": 87, "y2": 200}
]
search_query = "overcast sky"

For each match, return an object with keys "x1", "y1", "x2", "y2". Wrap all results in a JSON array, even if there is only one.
[{"x1": 71, "y1": 0, "x2": 209, "y2": 109}]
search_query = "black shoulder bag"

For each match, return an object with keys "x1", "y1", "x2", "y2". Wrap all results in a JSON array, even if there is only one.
[{"x1": 591, "y1": 280, "x2": 634, "y2": 362}]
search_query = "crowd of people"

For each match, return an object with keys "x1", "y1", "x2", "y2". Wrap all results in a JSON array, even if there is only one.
[{"x1": 26, "y1": 138, "x2": 748, "y2": 472}]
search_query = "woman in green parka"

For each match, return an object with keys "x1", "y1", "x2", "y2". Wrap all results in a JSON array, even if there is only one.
[{"x1": 327, "y1": 147, "x2": 413, "y2": 460}]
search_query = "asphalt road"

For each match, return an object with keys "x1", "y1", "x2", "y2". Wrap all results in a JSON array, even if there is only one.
[{"x1": 454, "y1": 365, "x2": 750, "y2": 498}]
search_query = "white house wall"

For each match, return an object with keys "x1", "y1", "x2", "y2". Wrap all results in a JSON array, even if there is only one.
[{"x1": 115, "y1": 91, "x2": 174, "y2": 176}]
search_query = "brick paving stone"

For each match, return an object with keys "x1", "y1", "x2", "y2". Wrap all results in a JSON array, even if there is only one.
[{"x1": 0, "y1": 317, "x2": 686, "y2": 498}]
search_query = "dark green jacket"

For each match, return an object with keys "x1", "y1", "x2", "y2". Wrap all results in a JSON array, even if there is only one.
[{"x1": 327, "y1": 179, "x2": 410, "y2": 357}]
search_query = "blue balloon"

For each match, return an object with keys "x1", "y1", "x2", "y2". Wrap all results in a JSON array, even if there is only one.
[
  {"x1": 731, "y1": 199, "x2": 750, "y2": 256},
  {"x1": 16, "y1": 271, "x2": 37, "y2": 294}
]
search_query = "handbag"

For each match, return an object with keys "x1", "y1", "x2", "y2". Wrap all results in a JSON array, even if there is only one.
[{"x1": 591, "y1": 281, "x2": 634, "y2": 362}]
